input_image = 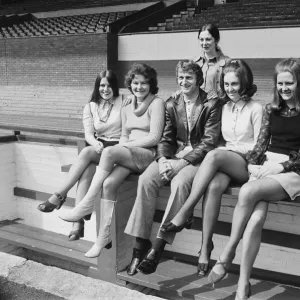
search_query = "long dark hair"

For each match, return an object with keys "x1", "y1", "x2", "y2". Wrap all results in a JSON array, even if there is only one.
[
  {"x1": 270, "y1": 58, "x2": 300, "y2": 112},
  {"x1": 220, "y1": 59, "x2": 257, "y2": 101},
  {"x1": 90, "y1": 70, "x2": 119, "y2": 103}
]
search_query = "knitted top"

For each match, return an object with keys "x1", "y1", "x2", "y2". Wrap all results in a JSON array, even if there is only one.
[{"x1": 119, "y1": 94, "x2": 165, "y2": 148}]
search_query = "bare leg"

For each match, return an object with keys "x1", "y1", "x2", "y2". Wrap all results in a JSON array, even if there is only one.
[
  {"x1": 215, "y1": 178, "x2": 288, "y2": 274},
  {"x1": 236, "y1": 201, "x2": 268, "y2": 298},
  {"x1": 49, "y1": 146, "x2": 100, "y2": 205},
  {"x1": 172, "y1": 150, "x2": 248, "y2": 226},
  {"x1": 70, "y1": 163, "x2": 96, "y2": 235},
  {"x1": 60, "y1": 145, "x2": 141, "y2": 222},
  {"x1": 199, "y1": 172, "x2": 230, "y2": 265}
]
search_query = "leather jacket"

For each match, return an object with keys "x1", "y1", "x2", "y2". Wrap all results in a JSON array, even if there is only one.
[{"x1": 156, "y1": 89, "x2": 222, "y2": 165}]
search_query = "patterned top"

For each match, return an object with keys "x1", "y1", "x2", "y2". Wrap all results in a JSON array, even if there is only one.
[{"x1": 246, "y1": 103, "x2": 300, "y2": 175}]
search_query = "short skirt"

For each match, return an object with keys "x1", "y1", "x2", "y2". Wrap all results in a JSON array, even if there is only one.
[
  {"x1": 126, "y1": 146, "x2": 156, "y2": 172},
  {"x1": 251, "y1": 152, "x2": 300, "y2": 200}
]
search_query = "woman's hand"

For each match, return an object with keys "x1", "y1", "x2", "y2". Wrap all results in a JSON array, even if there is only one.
[
  {"x1": 92, "y1": 140, "x2": 104, "y2": 154},
  {"x1": 255, "y1": 162, "x2": 284, "y2": 179},
  {"x1": 122, "y1": 94, "x2": 134, "y2": 106},
  {"x1": 248, "y1": 164, "x2": 261, "y2": 177}
]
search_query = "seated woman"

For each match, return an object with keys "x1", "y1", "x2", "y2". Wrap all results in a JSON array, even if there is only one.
[
  {"x1": 208, "y1": 58, "x2": 300, "y2": 300},
  {"x1": 37, "y1": 70, "x2": 123, "y2": 241},
  {"x1": 59, "y1": 63, "x2": 165, "y2": 258},
  {"x1": 161, "y1": 59, "x2": 263, "y2": 277}
]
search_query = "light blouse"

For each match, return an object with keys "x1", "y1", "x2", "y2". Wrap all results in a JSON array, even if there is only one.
[
  {"x1": 220, "y1": 99, "x2": 263, "y2": 154},
  {"x1": 82, "y1": 95, "x2": 123, "y2": 141}
]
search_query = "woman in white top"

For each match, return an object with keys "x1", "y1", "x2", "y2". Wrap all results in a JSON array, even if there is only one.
[
  {"x1": 161, "y1": 59, "x2": 263, "y2": 276},
  {"x1": 59, "y1": 63, "x2": 165, "y2": 258},
  {"x1": 37, "y1": 70, "x2": 123, "y2": 241}
]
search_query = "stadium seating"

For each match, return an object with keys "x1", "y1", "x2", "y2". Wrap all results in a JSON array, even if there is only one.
[{"x1": 148, "y1": 0, "x2": 300, "y2": 31}]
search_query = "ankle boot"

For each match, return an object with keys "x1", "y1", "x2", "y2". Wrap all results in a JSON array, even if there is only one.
[
  {"x1": 85, "y1": 198, "x2": 115, "y2": 258},
  {"x1": 59, "y1": 167, "x2": 110, "y2": 222}
]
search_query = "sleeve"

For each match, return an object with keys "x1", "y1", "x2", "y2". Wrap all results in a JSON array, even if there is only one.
[
  {"x1": 82, "y1": 103, "x2": 95, "y2": 134},
  {"x1": 183, "y1": 99, "x2": 222, "y2": 165},
  {"x1": 118, "y1": 106, "x2": 129, "y2": 145},
  {"x1": 281, "y1": 150, "x2": 300, "y2": 173},
  {"x1": 228, "y1": 102, "x2": 264, "y2": 154},
  {"x1": 156, "y1": 100, "x2": 178, "y2": 160},
  {"x1": 123, "y1": 97, "x2": 165, "y2": 148},
  {"x1": 246, "y1": 105, "x2": 272, "y2": 165}
]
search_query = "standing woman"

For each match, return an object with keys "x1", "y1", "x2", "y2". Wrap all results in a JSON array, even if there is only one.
[
  {"x1": 37, "y1": 70, "x2": 123, "y2": 241},
  {"x1": 209, "y1": 58, "x2": 300, "y2": 300},
  {"x1": 59, "y1": 63, "x2": 165, "y2": 258},
  {"x1": 161, "y1": 59, "x2": 263, "y2": 277},
  {"x1": 196, "y1": 23, "x2": 229, "y2": 98}
]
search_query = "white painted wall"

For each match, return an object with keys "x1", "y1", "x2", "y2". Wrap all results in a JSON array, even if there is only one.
[
  {"x1": 14, "y1": 141, "x2": 96, "y2": 241},
  {"x1": 118, "y1": 27, "x2": 300, "y2": 60},
  {"x1": 0, "y1": 143, "x2": 17, "y2": 221}
]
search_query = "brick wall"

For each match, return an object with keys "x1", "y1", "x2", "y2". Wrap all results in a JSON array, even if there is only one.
[{"x1": 0, "y1": 33, "x2": 118, "y2": 87}]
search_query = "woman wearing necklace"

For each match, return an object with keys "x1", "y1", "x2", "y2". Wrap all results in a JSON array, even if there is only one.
[
  {"x1": 59, "y1": 63, "x2": 165, "y2": 258},
  {"x1": 37, "y1": 70, "x2": 123, "y2": 241},
  {"x1": 209, "y1": 58, "x2": 300, "y2": 300},
  {"x1": 161, "y1": 59, "x2": 263, "y2": 278}
]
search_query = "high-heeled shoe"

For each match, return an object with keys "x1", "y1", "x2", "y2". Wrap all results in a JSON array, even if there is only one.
[
  {"x1": 235, "y1": 283, "x2": 251, "y2": 300},
  {"x1": 160, "y1": 215, "x2": 194, "y2": 233},
  {"x1": 197, "y1": 241, "x2": 214, "y2": 276},
  {"x1": 208, "y1": 253, "x2": 235, "y2": 284},
  {"x1": 68, "y1": 219, "x2": 84, "y2": 241},
  {"x1": 37, "y1": 192, "x2": 66, "y2": 213}
]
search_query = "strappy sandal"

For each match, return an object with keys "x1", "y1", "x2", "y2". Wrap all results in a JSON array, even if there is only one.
[
  {"x1": 37, "y1": 192, "x2": 66, "y2": 213},
  {"x1": 197, "y1": 241, "x2": 214, "y2": 276},
  {"x1": 208, "y1": 254, "x2": 235, "y2": 284}
]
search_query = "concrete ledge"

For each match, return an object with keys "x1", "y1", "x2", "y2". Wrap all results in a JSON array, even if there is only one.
[{"x1": 0, "y1": 252, "x2": 160, "y2": 300}]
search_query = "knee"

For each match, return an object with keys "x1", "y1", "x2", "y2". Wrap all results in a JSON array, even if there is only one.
[
  {"x1": 205, "y1": 149, "x2": 224, "y2": 165},
  {"x1": 207, "y1": 178, "x2": 227, "y2": 195},
  {"x1": 101, "y1": 146, "x2": 116, "y2": 159},
  {"x1": 102, "y1": 176, "x2": 118, "y2": 194},
  {"x1": 238, "y1": 183, "x2": 259, "y2": 207},
  {"x1": 78, "y1": 146, "x2": 96, "y2": 160}
]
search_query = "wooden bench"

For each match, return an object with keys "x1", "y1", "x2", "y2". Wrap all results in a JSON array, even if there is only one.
[{"x1": 1, "y1": 131, "x2": 300, "y2": 299}]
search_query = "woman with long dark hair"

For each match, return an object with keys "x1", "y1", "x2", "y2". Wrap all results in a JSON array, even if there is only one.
[{"x1": 37, "y1": 70, "x2": 123, "y2": 241}]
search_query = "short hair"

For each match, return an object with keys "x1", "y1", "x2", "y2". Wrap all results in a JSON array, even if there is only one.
[
  {"x1": 176, "y1": 60, "x2": 203, "y2": 87},
  {"x1": 271, "y1": 58, "x2": 300, "y2": 112},
  {"x1": 220, "y1": 59, "x2": 257, "y2": 101},
  {"x1": 90, "y1": 70, "x2": 119, "y2": 103},
  {"x1": 124, "y1": 63, "x2": 159, "y2": 94}
]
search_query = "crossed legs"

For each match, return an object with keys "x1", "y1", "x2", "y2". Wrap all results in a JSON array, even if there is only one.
[{"x1": 170, "y1": 150, "x2": 249, "y2": 226}]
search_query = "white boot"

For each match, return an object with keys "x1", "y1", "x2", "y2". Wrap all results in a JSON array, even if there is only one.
[
  {"x1": 59, "y1": 167, "x2": 110, "y2": 222},
  {"x1": 85, "y1": 198, "x2": 115, "y2": 258}
]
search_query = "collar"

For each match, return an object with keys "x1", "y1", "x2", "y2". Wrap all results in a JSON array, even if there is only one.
[
  {"x1": 196, "y1": 50, "x2": 227, "y2": 67},
  {"x1": 100, "y1": 97, "x2": 115, "y2": 105},
  {"x1": 227, "y1": 99, "x2": 248, "y2": 112},
  {"x1": 174, "y1": 89, "x2": 208, "y2": 105}
]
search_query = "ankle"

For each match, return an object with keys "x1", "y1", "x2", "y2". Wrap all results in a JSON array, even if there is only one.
[{"x1": 135, "y1": 238, "x2": 151, "y2": 250}]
